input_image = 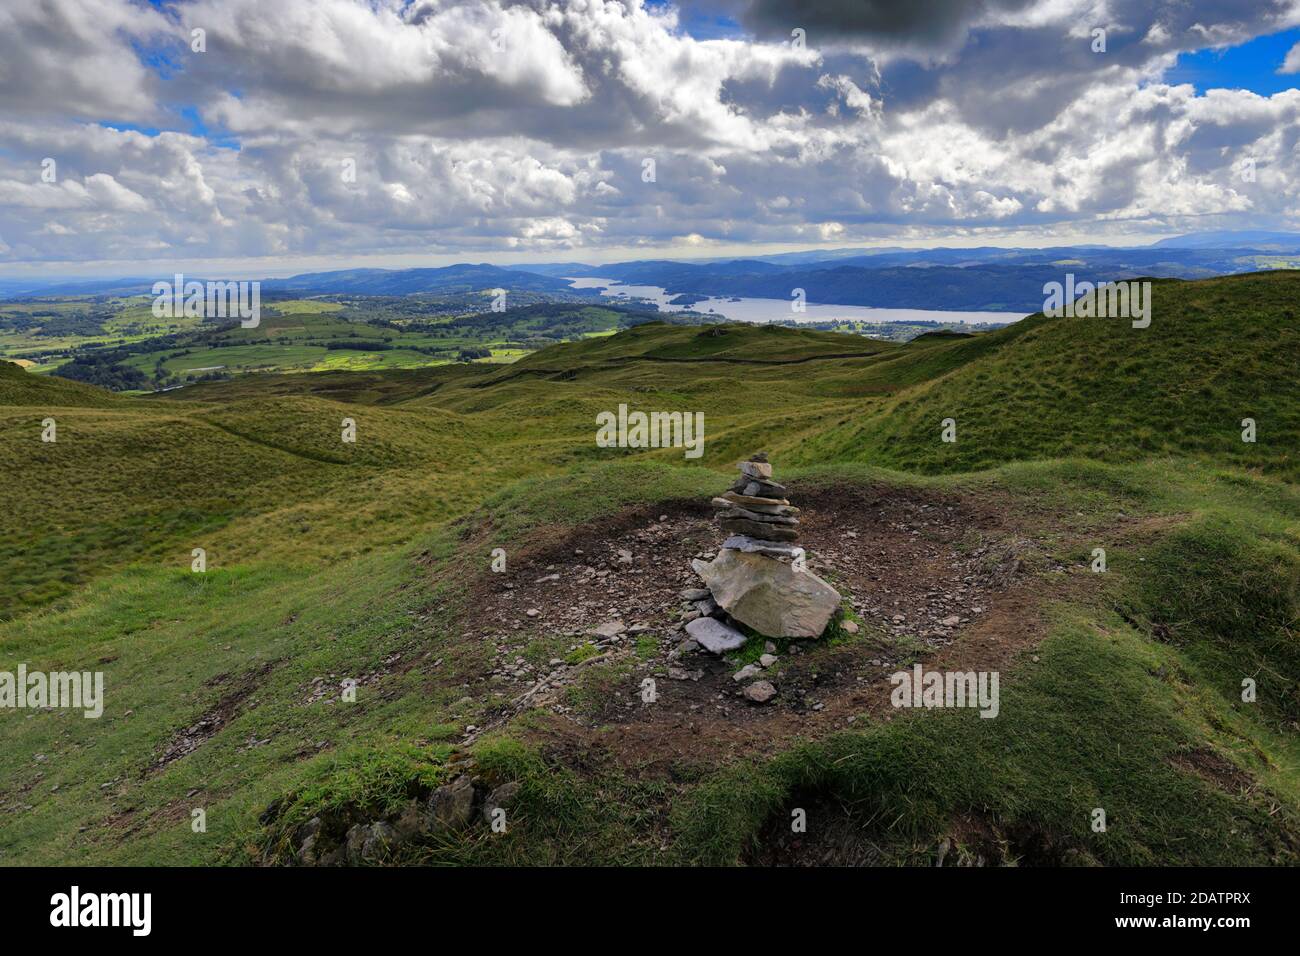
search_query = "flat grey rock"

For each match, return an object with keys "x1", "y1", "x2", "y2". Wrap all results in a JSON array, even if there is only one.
[
  {"x1": 722, "y1": 535, "x2": 805, "y2": 559},
  {"x1": 695, "y1": 549, "x2": 841, "y2": 638},
  {"x1": 720, "y1": 518, "x2": 799, "y2": 541},
  {"x1": 591, "y1": 620, "x2": 626, "y2": 638},
  {"x1": 668, "y1": 666, "x2": 704, "y2": 681},
  {"x1": 747, "y1": 478, "x2": 788, "y2": 498},
  {"x1": 721, "y1": 490, "x2": 789, "y2": 508},
  {"x1": 684, "y1": 616, "x2": 748, "y2": 654},
  {"x1": 713, "y1": 503, "x2": 799, "y2": 525}
]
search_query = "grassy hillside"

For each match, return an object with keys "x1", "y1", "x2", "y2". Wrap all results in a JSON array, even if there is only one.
[
  {"x1": 1, "y1": 271, "x2": 1297, "y2": 866},
  {"x1": 794, "y1": 272, "x2": 1300, "y2": 479},
  {"x1": 0, "y1": 360, "x2": 121, "y2": 408}
]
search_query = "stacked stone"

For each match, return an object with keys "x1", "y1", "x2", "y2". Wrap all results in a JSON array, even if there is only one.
[
  {"x1": 686, "y1": 452, "x2": 841, "y2": 646},
  {"x1": 711, "y1": 451, "x2": 802, "y2": 550}
]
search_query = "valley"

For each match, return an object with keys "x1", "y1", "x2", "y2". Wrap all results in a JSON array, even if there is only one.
[{"x1": 0, "y1": 294, "x2": 662, "y2": 390}]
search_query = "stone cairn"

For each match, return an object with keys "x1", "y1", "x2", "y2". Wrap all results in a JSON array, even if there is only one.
[
  {"x1": 684, "y1": 453, "x2": 841, "y2": 655},
  {"x1": 718, "y1": 451, "x2": 800, "y2": 543}
]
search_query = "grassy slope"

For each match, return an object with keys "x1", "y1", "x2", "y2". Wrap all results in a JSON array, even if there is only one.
[
  {"x1": 2, "y1": 460, "x2": 1296, "y2": 865},
  {"x1": 0, "y1": 360, "x2": 120, "y2": 408},
  {"x1": 0, "y1": 383, "x2": 504, "y2": 617},
  {"x1": 1, "y1": 272, "x2": 1298, "y2": 865},
  {"x1": 794, "y1": 272, "x2": 1300, "y2": 479}
]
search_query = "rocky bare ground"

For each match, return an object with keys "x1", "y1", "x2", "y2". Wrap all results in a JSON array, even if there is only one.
[{"x1": 433, "y1": 481, "x2": 1079, "y2": 766}]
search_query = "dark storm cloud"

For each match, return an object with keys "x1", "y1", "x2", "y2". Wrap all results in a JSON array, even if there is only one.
[{"x1": 722, "y1": 0, "x2": 1035, "y2": 47}]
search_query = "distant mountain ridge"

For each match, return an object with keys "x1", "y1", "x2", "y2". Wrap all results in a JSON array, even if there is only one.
[
  {"x1": 2, "y1": 231, "x2": 1297, "y2": 312},
  {"x1": 1151, "y1": 230, "x2": 1300, "y2": 249},
  {"x1": 260, "y1": 263, "x2": 575, "y2": 295},
  {"x1": 0, "y1": 263, "x2": 575, "y2": 299},
  {"x1": 578, "y1": 242, "x2": 1297, "y2": 312}
]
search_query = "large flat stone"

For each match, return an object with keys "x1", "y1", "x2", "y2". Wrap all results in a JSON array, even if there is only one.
[
  {"x1": 684, "y1": 616, "x2": 748, "y2": 653},
  {"x1": 743, "y1": 478, "x2": 790, "y2": 502},
  {"x1": 694, "y1": 549, "x2": 840, "y2": 638},
  {"x1": 711, "y1": 501, "x2": 800, "y2": 525},
  {"x1": 721, "y1": 490, "x2": 790, "y2": 508},
  {"x1": 722, "y1": 535, "x2": 805, "y2": 559},
  {"x1": 739, "y1": 460, "x2": 773, "y2": 479},
  {"x1": 720, "y1": 518, "x2": 799, "y2": 541},
  {"x1": 715, "y1": 496, "x2": 801, "y2": 516}
]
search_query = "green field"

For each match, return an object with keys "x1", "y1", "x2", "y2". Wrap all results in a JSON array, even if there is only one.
[
  {"x1": 0, "y1": 297, "x2": 210, "y2": 366},
  {"x1": 0, "y1": 296, "x2": 659, "y2": 387},
  {"x1": 0, "y1": 271, "x2": 1297, "y2": 866}
]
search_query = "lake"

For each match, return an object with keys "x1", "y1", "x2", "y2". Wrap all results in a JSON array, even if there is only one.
[{"x1": 567, "y1": 277, "x2": 1027, "y2": 326}]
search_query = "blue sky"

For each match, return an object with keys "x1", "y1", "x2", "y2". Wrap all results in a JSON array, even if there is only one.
[
  {"x1": 646, "y1": 0, "x2": 744, "y2": 40},
  {"x1": 1165, "y1": 27, "x2": 1300, "y2": 96}
]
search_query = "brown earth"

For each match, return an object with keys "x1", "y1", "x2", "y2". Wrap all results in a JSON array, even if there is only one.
[
  {"x1": 429, "y1": 480, "x2": 1171, "y2": 776},
  {"x1": 149, "y1": 659, "x2": 282, "y2": 774},
  {"x1": 1167, "y1": 746, "x2": 1258, "y2": 795}
]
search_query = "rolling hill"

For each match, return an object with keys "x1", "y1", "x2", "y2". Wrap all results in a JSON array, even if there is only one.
[
  {"x1": 0, "y1": 270, "x2": 1297, "y2": 867},
  {"x1": 794, "y1": 271, "x2": 1300, "y2": 479},
  {"x1": 0, "y1": 264, "x2": 583, "y2": 300}
]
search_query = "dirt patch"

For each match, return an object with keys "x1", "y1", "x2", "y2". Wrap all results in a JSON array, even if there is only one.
[
  {"x1": 428, "y1": 478, "x2": 1135, "y2": 772},
  {"x1": 149, "y1": 660, "x2": 279, "y2": 773},
  {"x1": 1167, "y1": 746, "x2": 1256, "y2": 794},
  {"x1": 745, "y1": 792, "x2": 892, "y2": 866}
]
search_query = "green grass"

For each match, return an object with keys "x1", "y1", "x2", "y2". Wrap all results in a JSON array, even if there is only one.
[
  {"x1": 1, "y1": 270, "x2": 1298, "y2": 866},
  {"x1": 0, "y1": 296, "x2": 209, "y2": 361},
  {"x1": 1, "y1": 457, "x2": 1295, "y2": 865},
  {"x1": 793, "y1": 272, "x2": 1300, "y2": 480},
  {"x1": 671, "y1": 607, "x2": 1299, "y2": 866}
]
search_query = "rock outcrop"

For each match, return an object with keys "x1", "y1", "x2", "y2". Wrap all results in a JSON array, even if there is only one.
[{"x1": 283, "y1": 766, "x2": 520, "y2": 865}]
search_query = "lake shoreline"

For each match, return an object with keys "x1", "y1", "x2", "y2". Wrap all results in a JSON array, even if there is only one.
[{"x1": 566, "y1": 277, "x2": 1028, "y2": 327}]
